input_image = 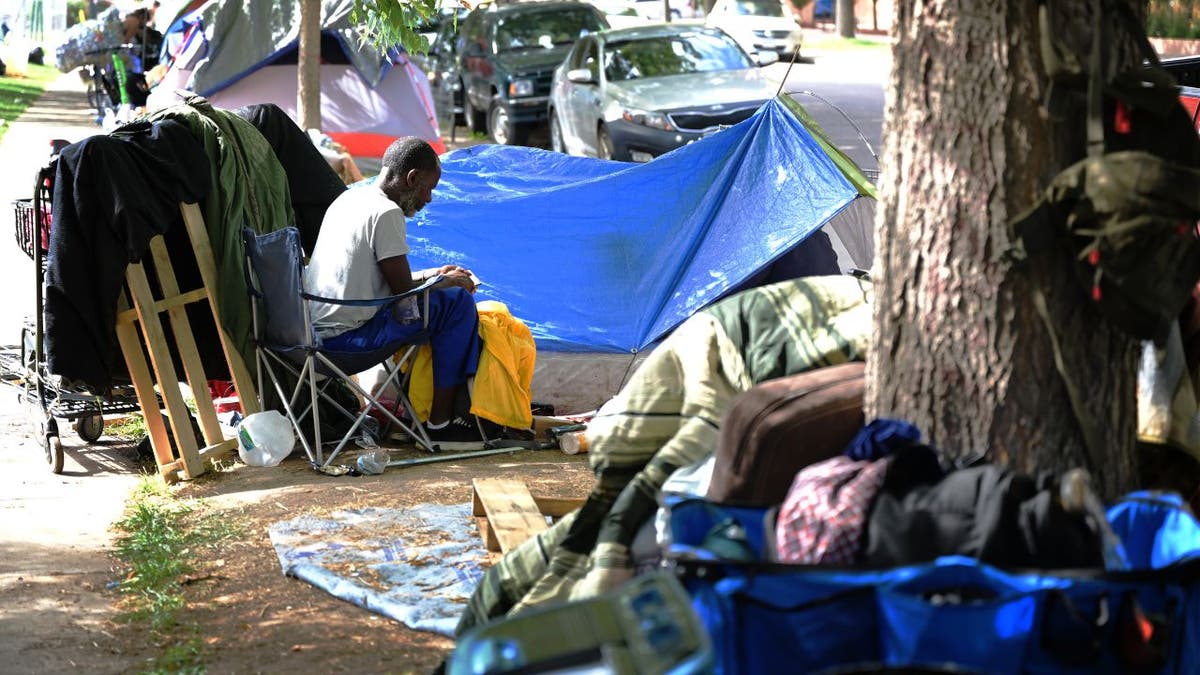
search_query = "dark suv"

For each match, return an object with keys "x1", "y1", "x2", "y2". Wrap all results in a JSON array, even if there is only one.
[{"x1": 431, "y1": 1, "x2": 609, "y2": 146}]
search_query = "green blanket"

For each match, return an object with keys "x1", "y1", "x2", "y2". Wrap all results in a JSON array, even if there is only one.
[
  {"x1": 456, "y1": 275, "x2": 874, "y2": 634},
  {"x1": 144, "y1": 96, "x2": 295, "y2": 372}
]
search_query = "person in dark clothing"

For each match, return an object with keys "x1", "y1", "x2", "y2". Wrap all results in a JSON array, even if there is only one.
[{"x1": 117, "y1": 7, "x2": 162, "y2": 107}]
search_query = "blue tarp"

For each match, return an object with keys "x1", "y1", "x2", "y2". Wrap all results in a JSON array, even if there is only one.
[{"x1": 405, "y1": 97, "x2": 862, "y2": 353}]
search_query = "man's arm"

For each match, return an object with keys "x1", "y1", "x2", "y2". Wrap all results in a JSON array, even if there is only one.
[
  {"x1": 379, "y1": 255, "x2": 418, "y2": 295},
  {"x1": 379, "y1": 255, "x2": 477, "y2": 295}
]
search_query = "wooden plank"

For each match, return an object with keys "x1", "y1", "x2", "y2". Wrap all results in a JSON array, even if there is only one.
[
  {"x1": 115, "y1": 291, "x2": 178, "y2": 483},
  {"x1": 471, "y1": 477, "x2": 548, "y2": 554},
  {"x1": 179, "y1": 202, "x2": 261, "y2": 415},
  {"x1": 531, "y1": 496, "x2": 586, "y2": 519},
  {"x1": 197, "y1": 438, "x2": 238, "y2": 460},
  {"x1": 115, "y1": 288, "x2": 205, "y2": 325},
  {"x1": 115, "y1": 288, "x2": 208, "y2": 324},
  {"x1": 475, "y1": 516, "x2": 500, "y2": 552},
  {"x1": 126, "y1": 261, "x2": 203, "y2": 479},
  {"x1": 148, "y1": 237, "x2": 223, "y2": 448}
]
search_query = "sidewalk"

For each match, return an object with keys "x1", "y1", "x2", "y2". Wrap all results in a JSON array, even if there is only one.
[{"x1": 0, "y1": 72, "x2": 140, "y2": 674}]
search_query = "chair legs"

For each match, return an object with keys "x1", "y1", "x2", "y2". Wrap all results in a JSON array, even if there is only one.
[{"x1": 255, "y1": 346, "x2": 438, "y2": 467}]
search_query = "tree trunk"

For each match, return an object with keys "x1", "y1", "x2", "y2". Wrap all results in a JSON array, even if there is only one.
[
  {"x1": 866, "y1": 0, "x2": 1144, "y2": 499},
  {"x1": 663, "y1": 0, "x2": 673, "y2": 22},
  {"x1": 297, "y1": 0, "x2": 321, "y2": 132},
  {"x1": 836, "y1": 0, "x2": 855, "y2": 37}
]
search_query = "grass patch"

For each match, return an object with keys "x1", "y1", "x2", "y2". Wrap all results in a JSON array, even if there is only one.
[
  {"x1": 106, "y1": 413, "x2": 149, "y2": 441},
  {"x1": 0, "y1": 64, "x2": 61, "y2": 144},
  {"x1": 804, "y1": 35, "x2": 891, "y2": 52},
  {"x1": 112, "y1": 476, "x2": 243, "y2": 673}
]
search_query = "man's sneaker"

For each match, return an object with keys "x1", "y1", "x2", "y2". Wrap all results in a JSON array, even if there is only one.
[{"x1": 423, "y1": 415, "x2": 485, "y2": 450}]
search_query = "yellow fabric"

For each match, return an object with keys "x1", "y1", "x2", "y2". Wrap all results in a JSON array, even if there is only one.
[{"x1": 405, "y1": 300, "x2": 537, "y2": 429}]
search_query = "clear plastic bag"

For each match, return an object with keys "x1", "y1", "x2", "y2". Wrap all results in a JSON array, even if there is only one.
[{"x1": 236, "y1": 411, "x2": 295, "y2": 467}]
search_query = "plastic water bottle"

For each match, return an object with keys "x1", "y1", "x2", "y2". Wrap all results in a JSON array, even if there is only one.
[{"x1": 356, "y1": 450, "x2": 390, "y2": 475}]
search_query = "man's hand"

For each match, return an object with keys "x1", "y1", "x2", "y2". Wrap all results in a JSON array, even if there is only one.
[{"x1": 436, "y1": 264, "x2": 477, "y2": 293}]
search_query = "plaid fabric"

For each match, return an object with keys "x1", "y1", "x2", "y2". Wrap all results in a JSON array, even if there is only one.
[
  {"x1": 455, "y1": 276, "x2": 874, "y2": 635},
  {"x1": 775, "y1": 455, "x2": 891, "y2": 565}
]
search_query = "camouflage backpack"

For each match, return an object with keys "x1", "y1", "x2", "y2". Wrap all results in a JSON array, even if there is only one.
[{"x1": 1012, "y1": 0, "x2": 1200, "y2": 345}]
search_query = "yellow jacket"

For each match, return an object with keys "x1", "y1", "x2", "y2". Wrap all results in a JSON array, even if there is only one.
[{"x1": 406, "y1": 301, "x2": 537, "y2": 429}]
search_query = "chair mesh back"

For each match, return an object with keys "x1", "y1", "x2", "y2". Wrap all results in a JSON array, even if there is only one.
[{"x1": 243, "y1": 227, "x2": 315, "y2": 348}]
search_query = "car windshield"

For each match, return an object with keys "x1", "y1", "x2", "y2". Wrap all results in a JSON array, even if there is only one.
[
  {"x1": 730, "y1": 0, "x2": 785, "y2": 16},
  {"x1": 496, "y1": 9, "x2": 606, "y2": 52},
  {"x1": 604, "y1": 32, "x2": 752, "y2": 81}
]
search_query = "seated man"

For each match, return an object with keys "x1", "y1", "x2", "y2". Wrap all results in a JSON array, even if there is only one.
[{"x1": 304, "y1": 137, "x2": 483, "y2": 443}]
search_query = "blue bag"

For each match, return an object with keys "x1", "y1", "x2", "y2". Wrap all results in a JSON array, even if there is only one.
[{"x1": 664, "y1": 496, "x2": 1200, "y2": 675}]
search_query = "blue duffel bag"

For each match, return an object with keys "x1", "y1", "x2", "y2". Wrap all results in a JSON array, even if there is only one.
[{"x1": 663, "y1": 495, "x2": 1200, "y2": 675}]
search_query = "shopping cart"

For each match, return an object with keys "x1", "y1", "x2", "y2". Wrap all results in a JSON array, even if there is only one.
[{"x1": 0, "y1": 151, "x2": 149, "y2": 473}]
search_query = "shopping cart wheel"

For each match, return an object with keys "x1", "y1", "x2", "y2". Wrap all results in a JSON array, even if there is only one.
[
  {"x1": 74, "y1": 415, "x2": 104, "y2": 443},
  {"x1": 45, "y1": 433, "x2": 64, "y2": 474}
]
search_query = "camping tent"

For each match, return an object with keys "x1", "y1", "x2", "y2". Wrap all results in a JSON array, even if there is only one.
[
  {"x1": 147, "y1": 0, "x2": 443, "y2": 157},
  {"x1": 403, "y1": 95, "x2": 877, "y2": 413}
]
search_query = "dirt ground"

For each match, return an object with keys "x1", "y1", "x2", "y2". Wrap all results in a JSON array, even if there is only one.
[
  {"x1": 33, "y1": 432, "x2": 593, "y2": 675},
  {"x1": 170, "y1": 442, "x2": 593, "y2": 675}
]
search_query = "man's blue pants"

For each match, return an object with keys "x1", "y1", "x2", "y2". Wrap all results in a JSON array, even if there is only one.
[{"x1": 322, "y1": 287, "x2": 481, "y2": 388}]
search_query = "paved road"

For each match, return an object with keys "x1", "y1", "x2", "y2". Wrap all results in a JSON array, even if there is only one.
[{"x1": 769, "y1": 48, "x2": 889, "y2": 177}]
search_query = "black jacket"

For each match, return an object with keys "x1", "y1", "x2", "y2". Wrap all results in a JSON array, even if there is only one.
[{"x1": 45, "y1": 119, "x2": 211, "y2": 391}]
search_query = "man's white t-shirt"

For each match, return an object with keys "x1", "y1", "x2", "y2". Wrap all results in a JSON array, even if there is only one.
[{"x1": 304, "y1": 185, "x2": 415, "y2": 338}]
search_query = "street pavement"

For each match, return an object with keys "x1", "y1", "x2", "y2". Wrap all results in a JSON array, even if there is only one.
[{"x1": 0, "y1": 71, "x2": 141, "y2": 673}]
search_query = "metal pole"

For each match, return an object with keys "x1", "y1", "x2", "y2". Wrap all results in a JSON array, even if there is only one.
[{"x1": 385, "y1": 444, "x2": 528, "y2": 468}]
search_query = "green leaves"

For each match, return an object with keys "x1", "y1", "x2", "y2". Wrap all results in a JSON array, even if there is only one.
[{"x1": 351, "y1": 0, "x2": 445, "y2": 55}]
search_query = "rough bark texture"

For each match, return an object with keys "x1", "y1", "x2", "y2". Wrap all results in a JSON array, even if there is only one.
[
  {"x1": 298, "y1": 0, "x2": 322, "y2": 132},
  {"x1": 866, "y1": 0, "x2": 1143, "y2": 499}
]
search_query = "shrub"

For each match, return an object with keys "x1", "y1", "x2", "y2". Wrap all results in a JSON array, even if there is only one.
[{"x1": 1148, "y1": 0, "x2": 1200, "y2": 40}]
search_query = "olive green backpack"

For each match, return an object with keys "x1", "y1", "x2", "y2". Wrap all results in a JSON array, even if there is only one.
[
  {"x1": 1012, "y1": 0, "x2": 1200, "y2": 345},
  {"x1": 1010, "y1": 0, "x2": 1200, "y2": 469}
]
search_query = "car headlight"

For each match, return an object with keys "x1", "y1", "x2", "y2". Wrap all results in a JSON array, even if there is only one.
[
  {"x1": 621, "y1": 107, "x2": 673, "y2": 131},
  {"x1": 508, "y1": 79, "x2": 534, "y2": 98}
]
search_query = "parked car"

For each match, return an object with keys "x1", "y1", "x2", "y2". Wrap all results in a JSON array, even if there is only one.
[
  {"x1": 632, "y1": 0, "x2": 701, "y2": 21},
  {"x1": 430, "y1": 0, "x2": 609, "y2": 146},
  {"x1": 548, "y1": 23, "x2": 778, "y2": 162},
  {"x1": 414, "y1": 8, "x2": 471, "y2": 131},
  {"x1": 705, "y1": 0, "x2": 802, "y2": 60}
]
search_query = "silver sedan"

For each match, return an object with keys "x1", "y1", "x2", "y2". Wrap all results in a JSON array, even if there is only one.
[{"x1": 548, "y1": 24, "x2": 779, "y2": 162}]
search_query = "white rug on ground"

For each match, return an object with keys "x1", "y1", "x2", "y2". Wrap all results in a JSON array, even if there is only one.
[{"x1": 268, "y1": 503, "x2": 487, "y2": 636}]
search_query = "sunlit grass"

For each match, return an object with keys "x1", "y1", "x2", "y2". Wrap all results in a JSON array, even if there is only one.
[
  {"x1": 112, "y1": 476, "x2": 244, "y2": 673},
  {"x1": 804, "y1": 35, "x2": 891, "y2": 51},
  {"x1": 0, "y1": 63, "x2": 60, "y2": 144}
]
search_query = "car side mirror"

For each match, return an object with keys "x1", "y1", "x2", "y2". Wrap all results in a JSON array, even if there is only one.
[
  {"x1": 567, "y1": 68, "x2": 596, "y2": 84},
  {"x1": 755, "y1": 50, "x2": 780, "y2": 66}
]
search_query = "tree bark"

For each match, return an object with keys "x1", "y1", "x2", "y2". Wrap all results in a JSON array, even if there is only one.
[
  {"x1": 866, "y1": 0, "x2": 1144, "y2": 499},
  {"x1": 836, "y1": 0, "x2": 855, "y2": 37},
  {"x1": 297, "y1": 0, "x2": 322, "y2": 132}
]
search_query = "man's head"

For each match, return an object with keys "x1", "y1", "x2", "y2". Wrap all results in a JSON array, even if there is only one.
[
  {"x1": 122, "y1": 7, "x2": 149, "y2": 38},
  {"x1": 379, "y1": 137, "x2": 441, "y2": 217}
]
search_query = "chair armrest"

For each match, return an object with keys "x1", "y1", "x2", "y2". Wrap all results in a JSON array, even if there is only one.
[{"x1": 301, "y1": 274, "x2": 444, "y2": 307}]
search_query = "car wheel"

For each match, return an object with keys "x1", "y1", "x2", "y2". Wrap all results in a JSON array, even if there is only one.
[
  {"x1": 489, "y1": 99, "x2": 529, "y2": 146},
  {"x1": 549, "y1": 113, "x2": 566, "y2": 153},
  {"x1": 597, "y1": 124, "x2": 615, "y2": 160},
  {"x1": 465, "y1": 89, "x2": 487, "y2": 134}
]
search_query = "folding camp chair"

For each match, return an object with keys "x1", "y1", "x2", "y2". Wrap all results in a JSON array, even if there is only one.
[{"x1": 241, "y1": 226, "x2": 442, "y2": 467}]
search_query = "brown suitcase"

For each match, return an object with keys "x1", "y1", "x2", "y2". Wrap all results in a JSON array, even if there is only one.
[{"x1": 707, "y1": 362, "x2": 866, "y2": 506}]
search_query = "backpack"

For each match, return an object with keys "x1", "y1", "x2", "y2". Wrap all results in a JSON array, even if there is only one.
[{"x1": 1012, "y1": 0, "x2": 1200, "y2": 345}]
